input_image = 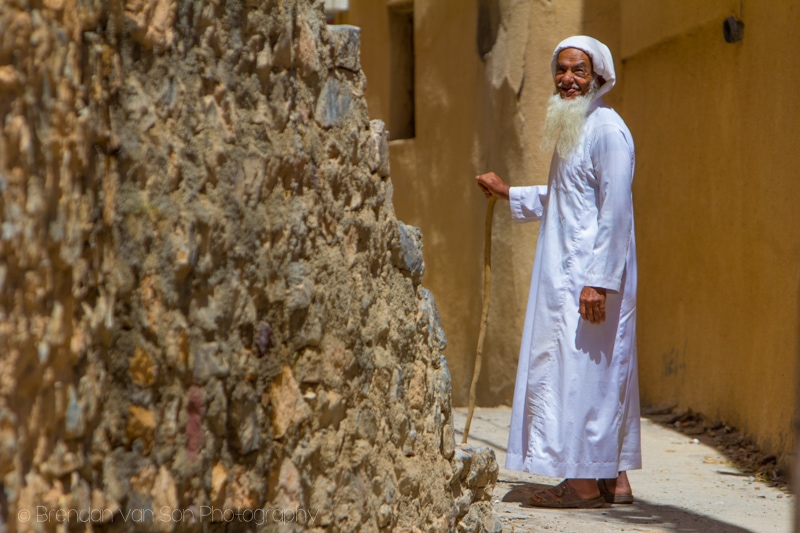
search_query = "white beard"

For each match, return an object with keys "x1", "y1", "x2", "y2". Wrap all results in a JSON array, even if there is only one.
[{"x1": 541, "y1": 81, "x2": 598, "y2": 158}]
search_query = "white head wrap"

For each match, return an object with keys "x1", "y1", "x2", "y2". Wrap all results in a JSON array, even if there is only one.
[{"x1": 551, "y1": 35, "x2": 616, "y2": 99}]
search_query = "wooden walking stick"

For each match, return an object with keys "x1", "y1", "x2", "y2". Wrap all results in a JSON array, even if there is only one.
[{"x1": 462, "y1": 196, "x2": 496, "y2": 444}]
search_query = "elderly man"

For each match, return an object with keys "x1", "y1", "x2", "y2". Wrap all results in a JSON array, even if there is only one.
[{"x1": 476, "y1": 36, "x2": 640, "y2": 508}]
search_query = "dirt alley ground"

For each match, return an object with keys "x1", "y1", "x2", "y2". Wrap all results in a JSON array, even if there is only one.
[{"x1": 453, "y1": 406, "x2": 793, "y2": 533}]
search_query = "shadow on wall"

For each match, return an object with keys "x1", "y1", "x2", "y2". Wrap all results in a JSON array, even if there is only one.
[
  {"x1": 477, "y1": 0, "x2": 500, "y2": 59},
  {"x1": 473, "y1": 0, "x2": 534, "y2": 407}
]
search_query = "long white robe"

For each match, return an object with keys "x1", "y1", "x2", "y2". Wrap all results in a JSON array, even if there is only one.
[{"x1": 505, "y1": 98, "x2": 641, "y2": 479}]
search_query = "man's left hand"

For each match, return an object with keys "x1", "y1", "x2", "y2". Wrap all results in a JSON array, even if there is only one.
[{"x1": 579, "y1": 286, "x2": 607, "y2": 324}]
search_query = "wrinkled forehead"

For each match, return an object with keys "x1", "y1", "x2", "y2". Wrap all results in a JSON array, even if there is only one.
[{"x1": 556, "y1": 48, "x2": 593, "y2": 71}]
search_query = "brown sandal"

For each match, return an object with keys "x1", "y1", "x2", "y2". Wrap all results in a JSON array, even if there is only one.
[
  {"x1": 597, "y1": 479, "x2": 635, "y2": 504},
  {"x1": 522, "y1": 480, "x2": 605, "y2": 509}
]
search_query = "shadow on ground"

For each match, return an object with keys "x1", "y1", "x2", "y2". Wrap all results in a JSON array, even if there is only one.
[
  {"x1": 643, "y1": 406, "x2": 787, "y2": 490},
  {"x1": 501, "y1": 482, "x2": 755, "y2": 533}
]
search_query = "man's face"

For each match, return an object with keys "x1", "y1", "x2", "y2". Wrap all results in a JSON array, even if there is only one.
[{"x1": 554, "y1": 48, "x2": 594, "y2": 100}]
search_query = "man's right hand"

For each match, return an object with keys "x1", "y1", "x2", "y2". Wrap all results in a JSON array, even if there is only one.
[{"x1": 475, "y1": 172, "x2": 510, "y2": 200}]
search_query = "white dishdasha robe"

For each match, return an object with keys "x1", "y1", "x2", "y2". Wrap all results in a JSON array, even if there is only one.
[{"x1": 505, "y1": 98, "x2": 641, "y2": 479}]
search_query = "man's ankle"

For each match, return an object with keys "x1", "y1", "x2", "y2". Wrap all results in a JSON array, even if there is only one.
[{"x1": 567, "y1": 478, "x2": 601, "y2": 497}]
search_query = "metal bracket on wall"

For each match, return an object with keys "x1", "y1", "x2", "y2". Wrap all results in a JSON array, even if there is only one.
[{"x1": 723, "y1": 16, "x2": 744, "y2": 43}]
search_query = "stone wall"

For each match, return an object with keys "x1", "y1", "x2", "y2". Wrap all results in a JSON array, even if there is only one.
[{"x1": 0, "y1": 1, "x2": 498, "y2": 531}]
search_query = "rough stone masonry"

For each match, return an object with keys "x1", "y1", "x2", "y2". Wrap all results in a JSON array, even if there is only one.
[{"x1": 0, "y1": 0, "x2": 499, "y2": 531}]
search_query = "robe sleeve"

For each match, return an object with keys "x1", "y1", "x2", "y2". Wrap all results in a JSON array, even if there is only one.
[
  {"x1": 585, "y1": 124, "x2": 634, "y2": 292},
  {"x1": 509, "y1": 185, "x2": 548, "y2": 222}
]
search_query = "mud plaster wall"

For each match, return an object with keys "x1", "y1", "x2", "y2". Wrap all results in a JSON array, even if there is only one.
[
  {"x1": 0, "y1": 0, "x2": 499, "y2": 531},
  {"x1": 619, "y1": 0, "x2": 800, "y2": 469},
  {"x1": 338, "y1": 0, "x2": 611, "y2": 406}
]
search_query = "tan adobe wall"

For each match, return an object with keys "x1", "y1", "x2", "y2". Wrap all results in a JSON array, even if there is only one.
[
  {"x1": 619, "y1": 0, "x2": 800, "y2": 471},
  {"x1": 341, "y1": 0, "x2": 799, "y2": 473}
]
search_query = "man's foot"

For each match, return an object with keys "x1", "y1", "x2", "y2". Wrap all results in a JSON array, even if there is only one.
[
  {"x1": 522, "y1": 480, "x2": 605, "y2": 509},
  {"x1": 597, "y1": 471, "x2": 635, "y2": 504}
]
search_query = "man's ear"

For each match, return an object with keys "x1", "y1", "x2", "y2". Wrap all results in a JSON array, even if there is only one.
[{"x1": 596, "y1": 75, "x2": 607, "y2": 87}]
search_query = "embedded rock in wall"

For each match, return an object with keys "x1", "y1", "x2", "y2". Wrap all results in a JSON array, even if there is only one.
[{"x1": 0, "y1": 1, "x2": 497, "y2": 532}]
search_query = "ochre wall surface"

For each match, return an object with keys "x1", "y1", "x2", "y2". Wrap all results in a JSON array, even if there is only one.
[
  {"x1": 619, "y1": 0, "x2": 800, "y2": 468},
  {"x1": 340, "y1": 0, "x2": 598, "y2": 407},
  {"x1": 343, "y1": 0, "x2": 799, "y2": 470}
]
